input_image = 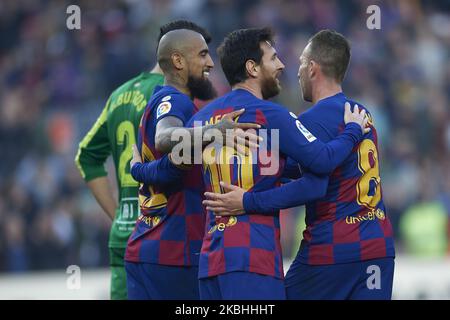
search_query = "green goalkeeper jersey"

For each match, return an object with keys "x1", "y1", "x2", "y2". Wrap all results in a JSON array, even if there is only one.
[{"x1": 75, "y1": 72, "x2": 164, "y2": 248}]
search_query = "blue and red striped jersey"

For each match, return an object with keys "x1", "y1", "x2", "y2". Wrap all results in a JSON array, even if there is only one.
[
  {"x1": 297, "y1": 92, "x2": 395, "y2": 265},
  {"x1": 188, "y1": 89, "x2": 363, "y2": 279},
  {"x1": 125, "y1": 85, "x2": 205, "y2": 266}
]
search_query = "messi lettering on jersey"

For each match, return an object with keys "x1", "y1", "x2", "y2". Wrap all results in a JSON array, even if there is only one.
[
  {"x1": 190, "y1": 88, "x2": 369, "y2": 279},
  {"x1": 187, "y1": 90, "x2": 287, "y2": 279}
]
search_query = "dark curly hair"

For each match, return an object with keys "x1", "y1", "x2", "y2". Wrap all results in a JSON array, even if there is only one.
[{"x1": 217, "y1": 27, "x2": 274, "y2": 86}]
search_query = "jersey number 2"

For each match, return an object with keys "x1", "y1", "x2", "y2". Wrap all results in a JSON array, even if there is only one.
[{"x1": 117, "y1": 121, "x2": 138, "y2": 188}]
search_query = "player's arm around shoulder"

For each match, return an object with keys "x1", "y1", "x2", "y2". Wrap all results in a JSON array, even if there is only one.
[
  {"x1": 268, "y1": 101, "x2": 368, "y2": 174},
  {"x1": 153, "y1": 92, "x2": 194, "y2": 154},
  {"x1": 130, "y1": 144, "x2": 186, "y2": 186}
]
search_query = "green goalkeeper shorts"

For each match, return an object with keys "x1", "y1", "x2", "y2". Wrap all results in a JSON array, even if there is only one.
[{"x1": 109, "y1": 247, "x2": 127, "y2": 300}]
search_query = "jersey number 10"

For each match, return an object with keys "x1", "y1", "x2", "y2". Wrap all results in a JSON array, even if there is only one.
[{"x1": 204, "y1": 146, "x2": 255, "y2": 193}]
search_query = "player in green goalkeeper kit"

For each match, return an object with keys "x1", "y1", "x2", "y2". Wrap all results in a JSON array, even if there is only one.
[{"x1": 75, "y1": 20, "x2": 211, "y2": 299}]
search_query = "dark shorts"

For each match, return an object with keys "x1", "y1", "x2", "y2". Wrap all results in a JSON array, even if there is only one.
[
  {"x1": 125, "y1": 261, "x2": 199, "y2": 300},
  {"x1": 285, "y1": 257, "x2": 395, "y2": 300},
  {"x1": 199, "y1": 271, "x2": 286, "y2": 300}
]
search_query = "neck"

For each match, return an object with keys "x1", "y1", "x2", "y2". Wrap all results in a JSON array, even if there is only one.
[
  {"x1": 232, "y1": 80, "x2": 263, "y2": 99},
  {"x1": 165, "y1": 74, "x2": 191, "y2": 98},
  {"x1": 150, "y1": 63, "x2": 164, "y2": 75},
  {"x1": 311, "y1": 79, "x2": 342, "y2": 104}
]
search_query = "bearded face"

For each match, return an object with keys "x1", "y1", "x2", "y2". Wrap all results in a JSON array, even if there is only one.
[
  {"x1": 187, "y1": 74, "x2": 217, "y2": 101},
  {"x1": 258, "y1": 42, "x2": 284, "y2": 100},
  {"x1": 260, "y1": 72, "x2": 281, "y2": 100}
]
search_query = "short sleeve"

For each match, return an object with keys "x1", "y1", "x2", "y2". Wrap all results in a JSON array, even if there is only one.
[{"x1": 154, "y1": 93, "x2": 194, "y2": 125}]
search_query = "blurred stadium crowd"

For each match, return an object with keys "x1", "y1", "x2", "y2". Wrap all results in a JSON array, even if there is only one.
[{"x1": 0, "y1": 0, "x2": 449, "y2": 272}]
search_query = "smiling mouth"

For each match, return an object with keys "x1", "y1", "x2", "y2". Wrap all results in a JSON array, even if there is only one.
[{"x1": 203, "y1": 71, "x2": 210, "y2": 78}]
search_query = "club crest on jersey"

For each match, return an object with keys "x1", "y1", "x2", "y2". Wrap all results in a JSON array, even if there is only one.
[
  {"x1": 156, "y1": 101, "x2": 172, "y2": 118},
  {"x1": 295, "y1": 120, "x2": 316, "y2": 142}
]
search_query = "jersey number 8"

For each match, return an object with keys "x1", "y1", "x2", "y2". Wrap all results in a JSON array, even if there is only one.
[{"x1": 356, "y1": 139, "x2": 381, "y2": 209}]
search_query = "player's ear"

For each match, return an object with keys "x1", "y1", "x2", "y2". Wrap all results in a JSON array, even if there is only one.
[
  {"x1": 171, "y1": 52, "x2": 185, "y2": 70},
  {"x1": 309, "y1": 60, "x2": 317, "y2": 79},
  {"x1": 245, "y1": 59, "x2": 259, "y2": 78}
]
